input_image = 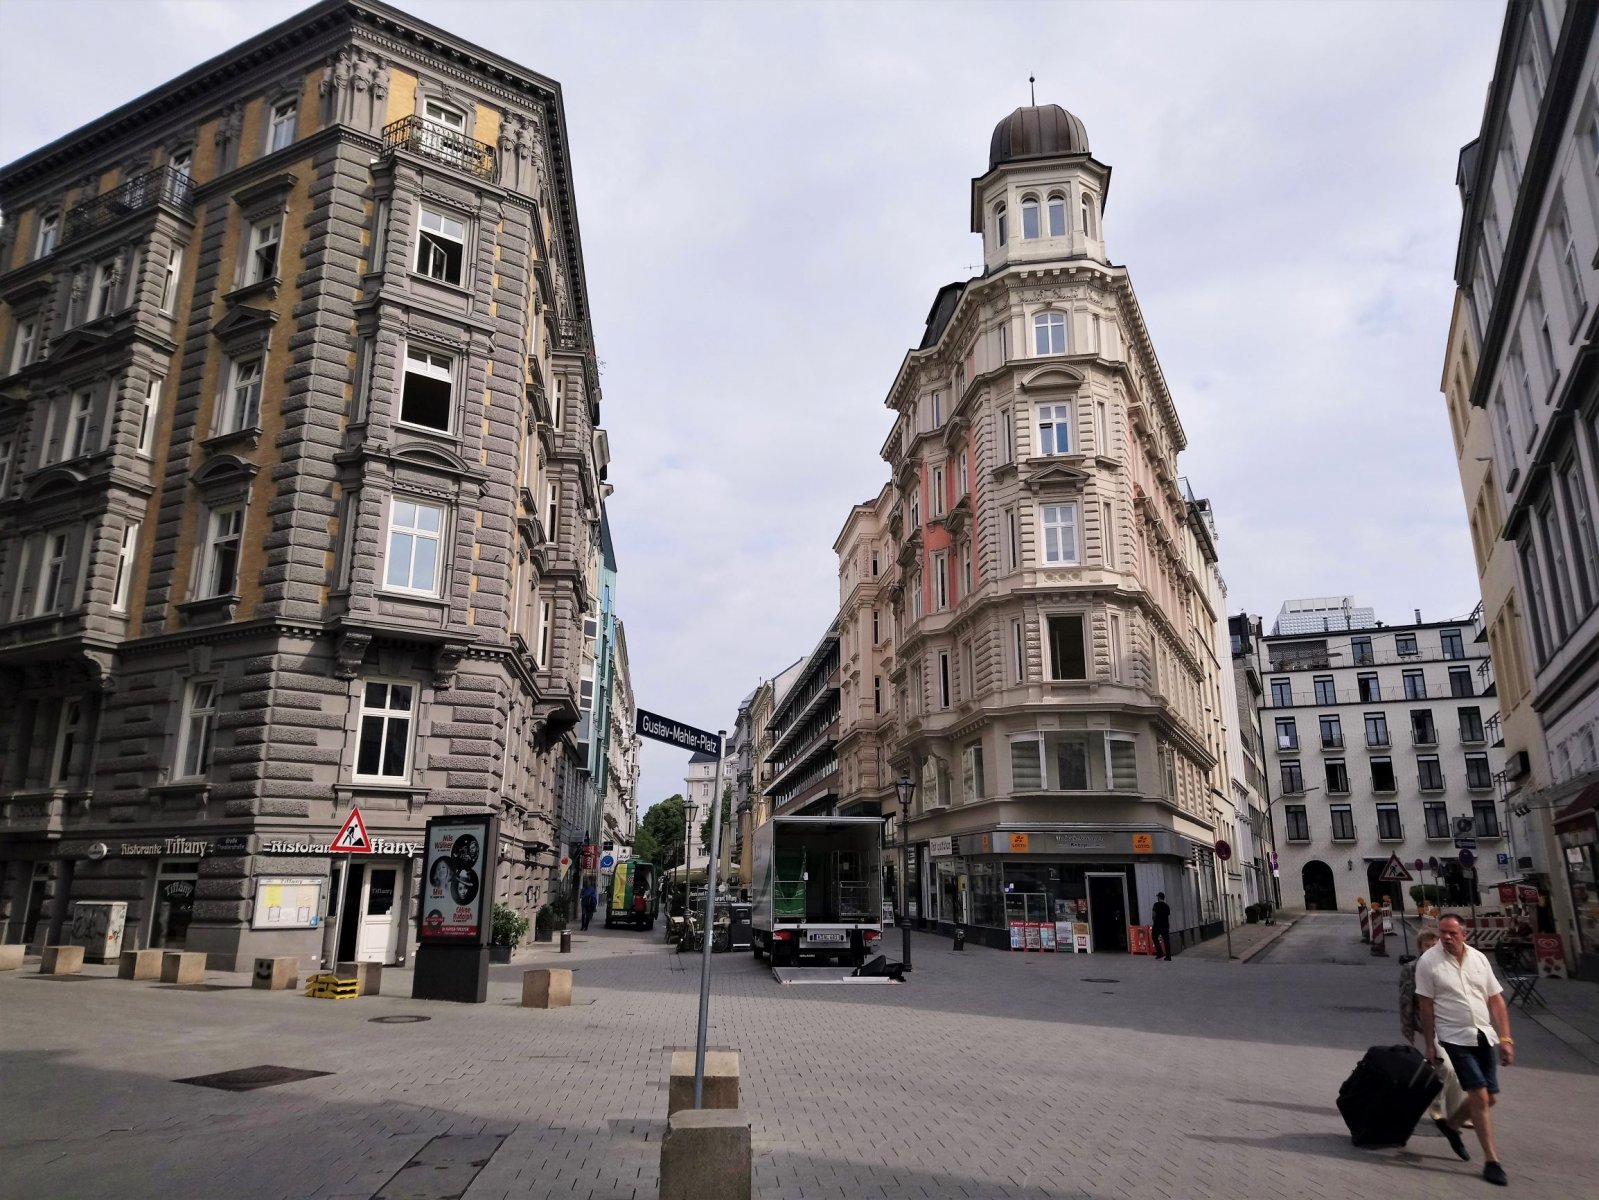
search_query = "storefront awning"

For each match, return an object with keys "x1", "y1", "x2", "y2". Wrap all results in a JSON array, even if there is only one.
[{"x1": 1553, "y1": 781, "x2": 1599, "y2": 832}]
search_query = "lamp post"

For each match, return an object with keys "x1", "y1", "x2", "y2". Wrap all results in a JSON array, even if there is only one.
[
  {"x1": 681, "y1": 800, "x2": 698, "y2": 919},
  {"x1": 894, "y1": 770, "x2": 916, "y2": 971}
]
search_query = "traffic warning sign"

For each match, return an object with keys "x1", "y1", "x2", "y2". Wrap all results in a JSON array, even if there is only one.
[
  {"x1": 330, "y1": 807, "x2": 373, "y2": 853},
  {"x1": 1378, "y1": 853, "x2": 1413, "y2": 883}
]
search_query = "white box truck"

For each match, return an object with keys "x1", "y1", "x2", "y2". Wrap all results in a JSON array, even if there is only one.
[{"x1": 751, "y1": 815, "x2": 883, "y2": 967}]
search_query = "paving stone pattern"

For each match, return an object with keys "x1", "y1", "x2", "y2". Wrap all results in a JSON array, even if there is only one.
[{"x1": 2, "y1": 913, "x2": 1596, "y2": 1199}]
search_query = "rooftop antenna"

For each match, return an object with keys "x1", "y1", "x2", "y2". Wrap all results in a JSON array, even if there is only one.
[{"x1": 1029, "y1": 75, "x2": 1036, "y2": 105}]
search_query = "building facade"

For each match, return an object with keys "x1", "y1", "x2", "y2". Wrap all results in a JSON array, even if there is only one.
[
  {"x1": 1257, "y1": 614, "x2": 1506, "y2": 914},
  {"x1": 834, "y1": 485, "x2": 897, "y2": 831},
  {"x1": 683, "y1": 748, "x2": 735, "y2": 871},
  {"x1": 1228, "y1": 615, "x2": 1275, "y2": 907},
  {"x1": 1447, "y1": 0, "x2": 1599, "y2": 976},
  {"x1": 763, "y1": 621, "x2": 841, "y2": 819},
  {"x1": 602, "y1": 618, "x2": 639, "y2": 853},
  {"x1": 0, "y1": 0, "x2": 610, "y2": 969},
  {"x1": 1271, "y1": 596, "x2": 1377, "y2": 637},
  {"x1": 836, "y1": 105, "x2": 1231, "y2": 952}
]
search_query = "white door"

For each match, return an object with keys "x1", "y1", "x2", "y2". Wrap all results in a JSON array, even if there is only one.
[{"x1": 356, "y1": 866, "x2": 400, "y2": 963}]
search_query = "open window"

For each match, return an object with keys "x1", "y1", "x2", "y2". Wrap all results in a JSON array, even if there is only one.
[
  {"x1": 400, "y1": 346, "x2": 454, "y2": 431},
  {"x1": 415, "y1": 207, "x2": 466, "y2": 285}
]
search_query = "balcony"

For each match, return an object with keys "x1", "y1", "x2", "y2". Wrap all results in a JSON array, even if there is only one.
[
  {"x1": 1365, "y1": 733, "x2": 1391, "y2": 749},
  {"x1": 1459, "y1": 728, "x2": 1488, "y2": 747},
  {"x1": 1320, "y1": 735, "x2": 1344, "y2": 750},
  {"x1": 64, "y1": 166, "x2": 193, "y2": 243},
  {"x1": 382, "y1": 115, "x2": 495, "y2": 179},
  {"x1": 1418, "y1": 776, "x2": 1446, "y2": 794},
  {"x1": 1410, "y1": 730, "x2": 1439, "y2": 748}
]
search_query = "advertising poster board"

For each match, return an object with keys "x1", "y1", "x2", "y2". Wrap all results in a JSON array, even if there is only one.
[
  {"x1": 250, "y1": 877, "x2": 324, "y2": 929},
  {"x1": 1038, "y1": 922, "x2": 1056, "y2": 951},
  {"x1": 418, "y1": 814, "x2": 495, "y2": 944},
  {"x1": 1008, "y1": 922, "x2": 1025, "y2": 949}
]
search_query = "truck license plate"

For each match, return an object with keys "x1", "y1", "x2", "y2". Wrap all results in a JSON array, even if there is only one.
[{"x1": 807, "y1": 931, "x2": 846, "y2": 944}]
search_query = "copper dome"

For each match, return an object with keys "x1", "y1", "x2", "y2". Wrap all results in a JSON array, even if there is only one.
[{"x1": 988, "y1": 104, "x2": 1090, "y2": 171}]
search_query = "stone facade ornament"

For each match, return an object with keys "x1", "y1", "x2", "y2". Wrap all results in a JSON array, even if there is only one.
[{"x1": 331, "y1": 629, "x2": 372, "y2": 679}]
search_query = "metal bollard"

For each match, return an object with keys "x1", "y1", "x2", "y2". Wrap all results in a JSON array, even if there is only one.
[
  {"x1": 559, "y1": 929, "x2": 572, "y2": 954},
  {"x1": 952, "y1": 927, "x2": 966, "y2": 951}
]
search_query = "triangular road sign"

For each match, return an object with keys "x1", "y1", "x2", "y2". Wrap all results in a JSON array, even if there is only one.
[
  {"x1": 1378, "y1": 853, "x2": 1413, "y2": 883},
  {"x1": 330, "y1": 807, "x2": 373, "y2": 853}
]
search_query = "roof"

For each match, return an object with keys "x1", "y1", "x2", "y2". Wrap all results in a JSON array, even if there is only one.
[{"x1": 988, "y1": 104, "x2": 1091, "y2": 172}]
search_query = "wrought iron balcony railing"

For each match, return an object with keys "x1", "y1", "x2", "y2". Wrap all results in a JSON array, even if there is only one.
[
  {"x1": 382, "y1": 115, "x2": 495, "y2": 179},
  {"x1": 64, "y1": 166, "x2": 193, "y2": 243}
]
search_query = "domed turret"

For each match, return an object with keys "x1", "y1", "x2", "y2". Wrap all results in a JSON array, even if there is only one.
[{"x1": 988, "y1": 104, "x2": 1090, "y2": 172}]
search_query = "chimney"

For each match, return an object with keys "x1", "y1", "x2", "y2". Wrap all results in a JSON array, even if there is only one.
[{"x1": 1414, "y1": 608, "x2": 1422, "y2": 624}]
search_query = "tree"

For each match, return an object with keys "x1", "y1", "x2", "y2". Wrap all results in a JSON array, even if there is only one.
[
  {"x1": 700, "y1": 784, "x2": 734, "y2": 854},
  {"x1": 634, "y1": 794, "x2": 686, "y2": 872}
]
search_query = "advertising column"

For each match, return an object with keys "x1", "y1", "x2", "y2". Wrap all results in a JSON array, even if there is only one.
[{"x1": 411, "y1": 813, "x2": 498, "y2": 1003}]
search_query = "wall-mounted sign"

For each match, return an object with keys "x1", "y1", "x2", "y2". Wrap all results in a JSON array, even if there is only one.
[
  {"x1": 1008, "y1": 833, "x2": 1030, "y2": 853},
  {"x1": 929, "y1": 836, "x2": 954, "y2": 858},
  {"x1": 418, "y1": 813, "x2": 497, "y2": 944},
  {"x1": 1132, "y1": 834, "x2": 1154, "y2": 854},
  {"x1": 260, "y1": 838, "x2": 421, "y2": 856},
  {"x1": 120, "y1": 836, "x2": 211, "y2": 858},
  {"x1": 251, "y1": 876, "x2": 325, "y2": 930}
]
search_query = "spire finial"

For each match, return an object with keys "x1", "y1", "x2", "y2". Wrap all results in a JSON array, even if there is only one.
[{"x1": 1029, "y1": 75, "x2": 1036, "y2": 105}]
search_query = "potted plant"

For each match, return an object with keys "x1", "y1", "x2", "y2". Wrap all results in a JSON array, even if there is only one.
[
  {"x1": 490, "y1": 903, "x2": 529, "y2": 963},
  {"x1": 533, "y1": 898, "x2": 567, "y2": 942}
]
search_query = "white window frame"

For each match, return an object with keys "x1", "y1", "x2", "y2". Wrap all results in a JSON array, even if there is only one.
[
  {"x1": 1109, "y1": 612, "x2": 1124, "y2": 682},
  {"x1": 201, "y1": 507, "x2": 244, "y2": 598},
  {"x1": 1040, "y1": 501, "x2": 1079, "y2": 566},
  {"x1": 930, "y1": 390, "x2": 942, "y2": 429},
  {"x1": 52, "y1": 698, "x2": 83, "y2": 786},
  {"x1": 1080, "y1": 191, "x2": 1097, "y2": 239},
  {"x1": 245, "y1": 218, "x2": 281, "y2": 286},
  {"x1": 1554, "y1": 204, "x2": 1586, "y2": 329},
  {"x1": 159, "y1": 247, "x2": 183, "y2": 314},
  {"x1": 933, "y1": 551, "x2": 949, "y2": 611},
  {"x1": 961, "y1": 542, "x2": 972, "y2": 596},
  {"x1": 63, "y1": 389, "x2": 94, "y2": 460},
  {"x1": 138, "y1": 375, "x2": 163, "y2": 456},
  {"x1": 222, "y1": 357, "x2": 263, "y2": 433},
  {"x1": 89, "y1": 260, "x2": 117, "y2": 320},
  {"x1": 111, "y1": 523, "x2": 138, "y2": 612},
  {"x1": 382, "y1": 496, "x2": 446, "y2": 597},
  {"x1": 423, "y1": 99, "x2": 467, "y2": 131},
  {"x1": 544, "y1": 480, "x2": 559, "y2": 537},
  {"x1": 169, "y1": 149, "x2": 192, "y2": 181},
  {"x1": 998, "y1": 407, "x2": 1014, "y2": 464},
  {"x1": 415, "y1": 207, "x2": 467, "y2": 286},
  {"x1": 938, "y1": 651, "x2": 951, "y2": 709},
  {"x1": 994, "y1": 203, "x2": 1007, "y2": 247},
  {"x1": 1033, "y1": 311, "x2": 1066, "y2": 356},
  {"x1": 10, "y1": 317, "x2": 38, "y2": 373},
  {"x1": 1102, "y1": 502, "x2": 1116, "y2": 567},
  {"x1": 399, "y1": 346, "x2": 455, "y2": 432},
  {"x1": 175, "y1": 679, "x2": 218, "y2": 779},
  {"x1": 1020, "y1": 195, "x2": 1040, "y2": 240},
  {"x1": 537, "y1": 597, "x2": 554, "y2": 666},
  {"x1": 1036, "y1": 402, "x2": 1072, "y2": 455},
  {"x1": 36, "y1": 529, "x2": 70, "y2": 614},
  {"x1": 267, "y1": 99, "x2": 298, "y2": 153},
  {"x1": 0, "y1": 435, "x2": 12, "y2": 496},
  {"x1": 1005, "y1": 507, "x2": 1019, "y2": 572},
  {"x1": 353, "y1": 679, "x2": 416, "y2": 782},
  {"x1": 931, "y1": 465, "x2": 945, "y2": 516},
  {"x1": 1047, "y1": 192, "x2": 1067, "y2": 237},
  {"x1": 35, "y1": 213, "x2": 59, "y2": 258}
]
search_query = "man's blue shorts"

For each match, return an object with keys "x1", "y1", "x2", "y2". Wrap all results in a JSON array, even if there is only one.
[{"x1": 1442, "y1": 1033, "x2": 1500, "y2": 1095}]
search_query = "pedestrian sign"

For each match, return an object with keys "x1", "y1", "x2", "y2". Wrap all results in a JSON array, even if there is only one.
[
  {"x1": 1378, "y1": 854, "x2": 1412, "y2": 883},
  {"x1": 330, "y1": 807, "x2": 373, "y2": 853}
]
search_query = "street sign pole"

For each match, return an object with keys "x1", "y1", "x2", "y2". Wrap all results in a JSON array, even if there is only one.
[
  {"x1": 1214, "y1": 840, "x2": 1234, "y2": 960},
  {"x1": 693, "y1": 730, "x2": 728, "y2": 1110}
]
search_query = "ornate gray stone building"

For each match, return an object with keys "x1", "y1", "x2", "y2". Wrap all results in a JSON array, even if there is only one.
[{"x1": 0, "y1": 0, "x2": 609, "y2": 969}]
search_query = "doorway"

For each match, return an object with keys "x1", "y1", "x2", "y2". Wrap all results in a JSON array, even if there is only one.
[
  {"x1": 336, "y1": 862, "x2": 403, "y2": 964},
  {"x1": 1302, "y1": 860, "x2": 1338, "y2": 911},
  {"x1": 1087, "y1": 872, "x2": 1129, "y2": 953}
]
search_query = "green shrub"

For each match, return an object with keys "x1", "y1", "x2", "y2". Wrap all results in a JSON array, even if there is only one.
[
  {"x1": 492, "y1": 903, "x2": 530, "y2": 947},
  {"x1": 1409, "y1": 883, "x2": 1447, "y2": 905}
]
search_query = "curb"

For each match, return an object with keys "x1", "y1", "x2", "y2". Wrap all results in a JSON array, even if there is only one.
[{"x1": 1237, "y1": 917, "x2": 1299, "y2": 963}]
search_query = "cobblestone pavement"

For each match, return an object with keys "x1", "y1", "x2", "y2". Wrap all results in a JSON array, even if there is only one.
[{"x1": 3, "y1": 913, "x2": 1597, "y2": 1200}]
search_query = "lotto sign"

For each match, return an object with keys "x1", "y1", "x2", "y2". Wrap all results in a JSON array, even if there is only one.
[
  {"x1": 330, "y1": 807, "x2": 373, "y2": 853},
  {"x1": 1132, "y1": 833, "x2": 1154, "y2": 854}
]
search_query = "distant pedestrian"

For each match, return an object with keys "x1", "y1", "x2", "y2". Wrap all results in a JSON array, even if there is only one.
[
  {"x1": 1417, "y1": 915, "x2": 1515, "y2": 1186},
  {"x1": 1151, "y1": 892, "x2": 1172, "y2": 960},
  {"x1": 580, "y1": 882, "x2": 598, "y2": 931},
  {"x1": 1400, "y1": 928, "x2": 1470, "y2": 1160}
]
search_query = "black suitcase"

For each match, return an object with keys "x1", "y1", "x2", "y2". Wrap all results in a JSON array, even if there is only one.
[{"x1": 1337, "y1": 1044, "x2": 1443, "y2": 1148}]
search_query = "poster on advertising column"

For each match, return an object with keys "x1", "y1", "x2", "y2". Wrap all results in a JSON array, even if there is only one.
[{"x1": 417, "y1": 813, "x2": 496, "y2": 944}]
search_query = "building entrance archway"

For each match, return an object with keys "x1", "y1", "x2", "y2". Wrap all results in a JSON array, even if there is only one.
[{"x1": 1302, "y1": 860, "x2": 1338, "y2": 911}]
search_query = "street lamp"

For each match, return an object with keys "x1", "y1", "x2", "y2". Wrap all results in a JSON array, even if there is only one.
[{"x1": 894, "y1": 770, "x2": 916, "y2": 971}]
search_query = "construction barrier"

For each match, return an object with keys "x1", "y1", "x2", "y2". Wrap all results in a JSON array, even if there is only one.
[{"x1": 304, "y1": 973, "x2": 359, "y2": 1000}]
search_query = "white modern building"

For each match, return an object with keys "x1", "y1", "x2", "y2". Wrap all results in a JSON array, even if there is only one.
[
  {"x1": 1272, "y1": 597, "x2": 1377, "y2": 637},
  {"x1": 683, "y1": 748, "x2": 735, "y2": 871}
]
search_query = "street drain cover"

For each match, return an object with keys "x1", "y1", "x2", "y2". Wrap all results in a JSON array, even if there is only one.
[
  {"x1": 176, "y1": 1065, "x2": 332, "y2": 1091},
  {"x1": 1082, "y1": 978, "x2": 1120, "y2": 984},
  {"x1": 369, "y1": 1015, "x2": 431, "y2": 1024}
]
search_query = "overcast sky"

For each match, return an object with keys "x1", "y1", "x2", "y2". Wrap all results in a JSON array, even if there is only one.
[{"x1": 1, "y1": 0, "x2": 1506, "y2": 818}]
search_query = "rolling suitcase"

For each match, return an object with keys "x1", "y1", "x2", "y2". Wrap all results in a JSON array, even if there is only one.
[{"x1": 1336, "y1": 1044, "x2": 1443, "y2": 1148}]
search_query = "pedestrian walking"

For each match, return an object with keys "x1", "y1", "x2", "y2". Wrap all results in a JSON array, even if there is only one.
[
  {"x1": 1151, "y1": 892, "x2": 1172, "y2": 961},
  {"x1": 580, "y1": 882, "x2": 598, "y2": 931},
  {"x1": 1417, "y1": 915, "x2": 1516, "y2": 1186},
  {"x1": 1400, "y1": 928, "x2": 1470, "y2": 1160}
]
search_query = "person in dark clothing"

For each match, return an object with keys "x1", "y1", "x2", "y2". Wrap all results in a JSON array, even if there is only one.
[
  {"x1": 1151, "y1": 892, "x2": 1172, "y2": 960},
  {"x1": 580, "y1": 882, "x2": 598, "y2": 931}
]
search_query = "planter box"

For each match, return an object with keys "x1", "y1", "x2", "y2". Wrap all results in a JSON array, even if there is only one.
[
  {"x1": 533, "y1": 928, "x2": 553, "y2": 942},
  {"x1": 489, "y1": 944, "x2": 513, "y2": 963}
]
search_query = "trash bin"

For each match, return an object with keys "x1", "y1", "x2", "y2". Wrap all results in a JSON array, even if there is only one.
[
  {"x1": 727, "y1": 902, "x2": 753, "y2": 951},
  {"x1": 952, "y1": 927, "x2": 966, "y2": 951}
]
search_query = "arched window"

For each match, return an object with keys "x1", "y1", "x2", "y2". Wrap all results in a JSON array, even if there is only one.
[
  {"x1": 995, "y1": 203, "x2": 1008, "y2": 246},
  {"x1": 1080, "y1": 191, "x2": 1096, "y2": 239},
  {"x1": 1047, "y1": 193, "x2": 1067, "y2": 237},
  {"x1": 1033, "y1": 311, "x2": 1067, "y2": 355},
  {"x1": 1021, "y1": 196, "x2": 1040, "y2": 240}
]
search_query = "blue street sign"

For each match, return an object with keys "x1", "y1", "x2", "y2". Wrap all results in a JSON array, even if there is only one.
[
  {"x1": 600, "y1": 853, "x2": 615, "y2": 869},
  {"x1": 1496, "y1": 853, "x2": 1509, "y2": 867}
]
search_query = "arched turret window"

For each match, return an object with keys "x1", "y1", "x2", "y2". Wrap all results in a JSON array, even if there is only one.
[
  {"x1": 995, "y1": 203, "x2": 1008, "y2": 246},
  {"x1": 1033, "y1": 311, "x2": 1067, "y2": 355},
  {"x1": 1080, "y1": 191, "x2": 1097, "y2": 239},
  {"x1": 1021, "y1": 196, "x2": 1040, "y2": 240},
  {"x1": 1047, "y1": 193, "x2": 1067, "y2": 237}
]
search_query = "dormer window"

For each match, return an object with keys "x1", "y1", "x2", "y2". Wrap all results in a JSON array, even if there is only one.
[
  {"x1": 1021, "y1": 196, "x2": 1040, "y2": 240},
  {"x1": 1033, "y1": 311, "x2": 1066, "y2": 355},
  {"x1": 1048, "y1": 193, "x2": 1066, "y2": 237},
  {"x1": 1080, "y1": 191, "x2": 1097, "y2": 239},
  {"x1": 995, "y1": 203, "x2": 1008, "y2": 246}
]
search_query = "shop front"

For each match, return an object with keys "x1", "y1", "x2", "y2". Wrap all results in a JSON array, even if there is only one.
[{"x1": 1554, "y1": 782, "x2": 1599, "y2": 981}]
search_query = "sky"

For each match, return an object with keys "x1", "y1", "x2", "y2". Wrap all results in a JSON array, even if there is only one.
[{"x1": 0, "y1": 0, "x2": 1507, "y2": 819}]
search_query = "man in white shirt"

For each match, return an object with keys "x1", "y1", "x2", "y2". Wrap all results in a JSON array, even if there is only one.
[{"x1": 1416, "y1": 915, "x2": 1515, "y2": 1187}]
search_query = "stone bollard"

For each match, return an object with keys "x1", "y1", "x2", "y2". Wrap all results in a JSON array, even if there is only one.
[
  {"x1": 119, "y1": 949, "x2": 164, "y2": 980},
  {"x1": 40, "y1": 945, "x2": 85, "y2": 975},
  {"x1": 659, "y1": 1108, "x2": 752, "y2": 1200},
  {"x1": 253, "y1": 957, "x2": 299, "y2": 991},
  {"x1": 335, "y1": 961, "x2": 382, "y2": 996},
  {"x1": 160, "y1": 951, "x2": 207, "y2": 984},
  {"x1": 0, "y1": 944, "x2": 24, "y2": 971},
  {"x1": 667, "y1": 1050, "x2": 740, "y2": 1115},
  {"x1": 521, "y1": 967, "x2": 572, "y2": 1008}
]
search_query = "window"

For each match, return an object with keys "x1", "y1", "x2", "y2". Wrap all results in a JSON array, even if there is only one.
[
  {"x1": 169, "y1": 149, "x2": 192, "y2": 181},
  {"x1": 537, "y1": 598, "x2": 553, "y2": 666},
  {"x1": 52, "y1": 698, "x2": 83, "y2": 785},
  {"x1": 1403, "y1": 669, "x2": 1427, "y2": 700},
  {"x1": 201, "y1": 508, "x2": 243, "y2": 597},
  {"x1": 1448, "y1": 666, "x2": 1474, "y2": 698},
  {"x1": 136, "y1": 375, "x2": 162, "y2": 456},
  {"x1": 938, "y1": 652, "x2": 950, "y2": 708},
  {"x1": 1377, "y1": 804, "x2": 1403, "y2": 840},
  {"x1": 1004, "y1": 508, "x2": 1018, "y2": 572},
  {"x1": 383, "y1": 498, "x2": 445, "y2": 595},
  {"x1": 1108, "y1": 613, "x2": 1123, "y2": 683},
  {"x1": 930, "y1": 391, "x2": 942, "y2": 429},
  {"x1": 1284, "y1": 805, "x2": 1310, "y2": 842},
  {"x1": 961, "y1": 542, "x2": 971, "y2": 596},
  {"x1": 1280, "y1": 759, "x2": 1304, "y2": 794},
  {"x1": 221, "y1": 358, "x2": 262, "y2": 432},
  {"x1": 964, "y1": 741, "x2": 985, "y2": 800},
  {"x1": 1329, "y1": 805, "x2": 1356, "y2": 841},
  {"x1": 956, "y1": 449, "x2": 968, "y2": 498},
  {"x1": 1473, "y1": 800, "x2": 1501, "y2": 838},
  {"x1": 1319, "y1": 714, "x2": 1343, "y2": 749},
  {"x1": 933, "y1": 551, "x2": 949, "y2": 611},
  {"x1": 34, "y1": 530, "x2": 70, "y2": 614},
  {"x1": 267, "y1": 100, "x2": 297, "y2": 152},
  {"x1": 1462, "y1": 753, "x2": 1493, "y2": 790},
  {"x1": 160, "y1": 247, "x2": 183, "y2": 313},
  {"x1": 1101, "y1": 502, "x2": 1115, "y2": 566},
  {"x1": 545, "y1": 480, "x2": 559, "y2": 538},
  {"x1": 1079, "y1": 191, "x2": 1096, "y2": 238},
  {"x1": 994, "y1": 203, "x2": 1007, "y2": 246},
  {"x1": 1010, "y1": 735, "x2": 1043, "y2": 790},
  {"x1": 1364, "y1": 712, "x2": 1389, "y2": 747},
  {"x1": 1106, "y1": 733, "x2": 1137, "y2": 789},
  {"x1": 1357, "y1": 673, "x2": 1381, "y2": 702},
  {"x1": 111, "y1": 524, "x2": 138, "y2": 612},
  {"x1": 63, "y1": 390, "x2": 94, "y2": 460},
  {"x1": 1555, "y1": 205, "x2": 1586, "y2": 325},
  {"x1": 9, "y1": 317, "x2": 37, "y2": 373},
  {"x1": 1021, "y1": 196, "x2": 1040, "y2": 239},
  {"x1": 1313, "y1": 675, "x2": 1336, "y2": 705},
  {"x1": 89, "y1": 260, "x2": 117, "y2": 320},
  {"x1": 1325, "y1": 759, "x2": 1349, "y2": 794},
  {"x1": 1521, "y1": 541, "x2": 1552, "y2": 662},
  {"x1": 355, "y1": 680, "x2": 415, "y2": 780},
  {"x1": 1047, "y1": 613, "x2": 1086, "y2": 680},
  {"x1": 1418, "y1": 755, "x2": 1444, "y2": 792},
  {"x1": 1033, "y1": 311, "x2": 1066, "y2": 355},
  {"x1": 1394, "y1": 632, "x2": 1418, "y2": 656},
  {"x1": 1458, "y1": 706, "x2": 1485, "y2": 744},
  {"x1": 1351, "y1": 635, "x2": 1374, "y2": 665},
  {"x1": 1047, "y1": 193, "x2": 1066, "y2": 237},
  {"x1": 1040, "y1": 502, "x2": 1078, "y2": 565},
  {"x1": 997, "y1": 408, "x2": 1014, "y2": 464},
  {"x1": 415, "y1": 208, "x2": 466, "y2": 285},
  {"x1": 400, "y1": 347, "x2": 453, "y2": 430},
  {"x1": 871, "y1": 609, "x2": 879, "y2": 644},
  {"x1": 873, "y1": 676, "x2": 881, "y2": 715},
  {"x1": 1271, "y1": 678, "x2": 1292, "y2": 706},
  {"x1": 0, "y1": 436, "x2": 12, "y2": 496},
  {"x1": 1411, "y1": 709, "x2": 1437, "y2": 745},
  {"x1": 1275, "y1": 717, "x2": 1298, "y2": 750},
  {"x1": 177, "y1": 680, "x2": 218, "y2": 778},
  {"x1": 931, "y1": 466, "x2": 945, "y2": 516},
  {"x1": 1439, "y1": 628, "x2": 1465, "y2": 660},
  {"x1": 1011, "y1": 617, "x2": 1025, "y2": 683},
  {"x1": 1035, "y1": 402, "x2": 1074, "y2": 457},
  {"x1": 35, "y1": 213, "x2": 59, "y2": 258},
  {"x1": 1425, "y1": 802, "x2": 1450, "y2": 839},
  {"x1": 246, "y1": 218, "x2": 281, "y2": 284}
]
